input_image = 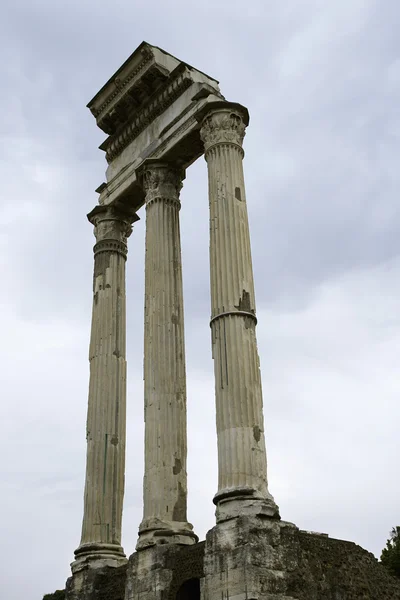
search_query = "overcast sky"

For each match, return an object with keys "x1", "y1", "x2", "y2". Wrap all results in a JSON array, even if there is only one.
[{"x1": 1, "y1": 1, "x2": 399, "y2": 598}]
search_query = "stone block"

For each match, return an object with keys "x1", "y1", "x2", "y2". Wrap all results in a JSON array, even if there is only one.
[{"x1": 65, "y1": 564, "x2": 127, "y2": 600}]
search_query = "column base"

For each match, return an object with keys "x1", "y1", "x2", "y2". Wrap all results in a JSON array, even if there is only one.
[
  {"x1": 136, "y1": 517, "x2": 198, "y2": 550},
  {"x1": 71, "y1": 542, "x2": 127, "y2": 574},
  {"x1": 214, "y1": 486, "x2": 280, "y2": 523}
]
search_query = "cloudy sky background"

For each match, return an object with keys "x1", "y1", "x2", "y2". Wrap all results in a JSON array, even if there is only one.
[{"x1": 1, "y1": 1, "x2": 399, "y2": 598}]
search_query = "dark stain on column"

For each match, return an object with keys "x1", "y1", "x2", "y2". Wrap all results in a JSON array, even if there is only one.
[
  {"x1": 253, "y1": 425, "x2": 261, "y2": 442},
  {"x1": 223, "y1": 318, "x2": 228, "y2": 386},
  {"x1": 94, "y1": 251, "x2": 111, "y2": 279},
  {"x1": 235, "y1": 289, "x2": 253, "y2": 312},
  {"x1": 217, "y1": 321, "x2": 224, "y2": 389},
  {"x1": 235, "y1": 186, "x2": 242, "y2": 201},
  {"x1": 102, "y1": 433, "x2": 108, "y2": 537},
  {"x1": 244, "y1": 316, "x2": 255, "y2": 330},
  {"x1": 173, "y1": 457, "x2": 182, "y2": 475},
  {"x1": 173, "y1": 482, "x2": 187, "y2": 521}
]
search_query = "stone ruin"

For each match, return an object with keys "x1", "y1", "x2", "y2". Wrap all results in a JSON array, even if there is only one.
[{"x1": 64, "y1": 42, "x2": 400, "y2": 600}]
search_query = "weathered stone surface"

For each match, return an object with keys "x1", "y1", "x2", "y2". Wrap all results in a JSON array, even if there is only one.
[
  {"x1": 290, "y1": 531, "x2": 400, "y2": 599},
  {"x1": 87, "y1": 42, "x2": 224, "y2": 210},
  {"x1": 199, "y1": 104, "x2": 279, "y2": 522},
  {"x1": 122, "y1": 522, "x2": 400, "y2": 600},
  {"x1": 136, "y1": 162, "x2": 197, "y2": 550},
  {"x1": 203, "y1": 517, "x2": 299, "y2": 600},
  {"x1": 66, "y1": 564, "x2": 127, "y2": 600},
  {"x1": 125, "y1": 543, "x2": 204, "y2": 600},
  {"x1": 202, "y1": 517, "x2": 400, "y2": 600},
  {"x1": 72, "y1": 205, "x2": 138, "y2": 572},
  {"x1": 65, "y1": 525, "x2": 400, "y2": 599},
  {"x1": 201, "y1": 517, "x2": 400, "y2": 600}
]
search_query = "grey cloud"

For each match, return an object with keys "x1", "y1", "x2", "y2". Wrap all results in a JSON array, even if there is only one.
[{"x1": 1, "y1": 1, "x2": 399, "y2": 599}]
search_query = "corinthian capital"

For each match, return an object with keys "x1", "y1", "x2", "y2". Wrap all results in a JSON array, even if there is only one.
[
  {"x1": 139, "y1": 162, "x2": 184, "y2": 206},
  {"x1": 200, "y1": 108, "x2": 246, "y2": 152},
  {"x1": 88, "y1": 205, "x2": 137, "y2": 245}
]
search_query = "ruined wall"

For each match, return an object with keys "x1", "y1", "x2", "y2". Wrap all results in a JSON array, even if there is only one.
[
  {"x1": 288, "y1": 531, "x2": 400, "y2": 599},
  {"x1": 202, "y1": 518, "x2": 400, "y2": 600},
  {"x1": 124, "y1": 542, "x2": 204, "y2": 600},
  {"x1": 64, "y1": 524, "x2": 400, "y2": 600}
]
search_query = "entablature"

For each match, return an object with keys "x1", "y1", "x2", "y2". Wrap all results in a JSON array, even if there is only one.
[{"x1": 88, "y1": 42, "x2": 246, "y2": 213}]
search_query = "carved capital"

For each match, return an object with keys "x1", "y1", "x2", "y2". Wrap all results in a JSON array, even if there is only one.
[
  {"x1": 140, "y1": 163, "x2": 184, "y2": 207},
  {"x1": 200, "y1": 109, "x2": 246, "y2": 152},
  {"x1": 88, "y1": 205, "x2": 138, "y2": 258}
]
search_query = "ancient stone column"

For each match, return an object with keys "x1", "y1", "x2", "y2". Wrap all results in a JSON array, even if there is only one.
[
  {"x1": 136, "y1": 162, "x2": 197, "y2": 550},
  {"x1": 200, "y1": 104, "x2": 280, "y2": 523},
  {"x1": 72, "y1": 204, "x2": 137, "y2": 572}
]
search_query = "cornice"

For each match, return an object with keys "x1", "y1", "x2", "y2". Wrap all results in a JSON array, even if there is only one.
[
  {"x1": 90, "y1": 46, "x2": 154, "y2": 121},
  {"x1": 104, "y1": 65, "x2": 194, "y2": 162}
]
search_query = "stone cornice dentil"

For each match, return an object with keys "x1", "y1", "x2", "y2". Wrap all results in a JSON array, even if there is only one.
[
  {"x1": 200, "y1": 108, "x2": 247, "y2": 153},
  {"x1": 139, "y1": 163, "x2": 184, "y2": 207},
  {"x1": 89, "y1": 46, "x2": 155, "y2": 125}
]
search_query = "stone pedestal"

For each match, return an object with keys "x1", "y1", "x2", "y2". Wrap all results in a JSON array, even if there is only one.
[
  {"x1": 199, "y1": 103, "x2": 279, "y2": 522},
  {"x1": 203, "y1": 517, "x2": 299, "y2": 600},
  {"x1": 72, "y1": 204, "x2": 138, "y2": 573},
  {"x1": 137, "y1": 162, "x2": 197, "y2": 549},
  {"x1": 125, "y1": 543, "x2": 205, "y2": 600},
  {"x1": 66, "y1": 564, "x2": 127, "y2": 600}
]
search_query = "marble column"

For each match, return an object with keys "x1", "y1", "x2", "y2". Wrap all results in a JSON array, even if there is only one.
[
  {"x1": 72, "y1": 204, "x2": 138, "y2": 572},
  {"x1": 136, "y1": 162, "x2": 197, "y2": 550},
  {"x1": 200, "y1": 104, "x2": 280, "y2": 522}
]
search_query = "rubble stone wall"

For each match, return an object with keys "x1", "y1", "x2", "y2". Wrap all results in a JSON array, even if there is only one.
[{"x1": 64, "y1": 523, "x2": 400, "y2": 600}]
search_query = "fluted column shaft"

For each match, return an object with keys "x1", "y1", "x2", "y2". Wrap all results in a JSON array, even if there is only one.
[
  {"x1": 200, "y1": 106, "x2": 279, "y2": 522},
  {"x1": 137, "y1": 162, "x2": 197, "y2": 549},
  {"x1": 73, "y1": 204, "x2": 136, "y2": 571}
]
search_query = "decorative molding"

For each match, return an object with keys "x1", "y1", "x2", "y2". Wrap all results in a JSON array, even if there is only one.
[
  {"x1": 93, "y1": 239, "x2": 128, "y2": 259},
  {"x1": 144, "y1": 196, "x2": 181, "y2": 210},
  {"x1": 204, "y1": 142, "x2": 244, "y2": 161},
  {"x1": 105, "y1": 69, "x2": 193, "y2": 162},
  {"x1": 200, "y1": 109, "x2": 246, "y2": 152},
  {"x1": 91, "y1": 47, "x2": 154, "y2": 120},
  {"x1": 209, "y1": 310, "x2": 257, "y2": 327}
]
